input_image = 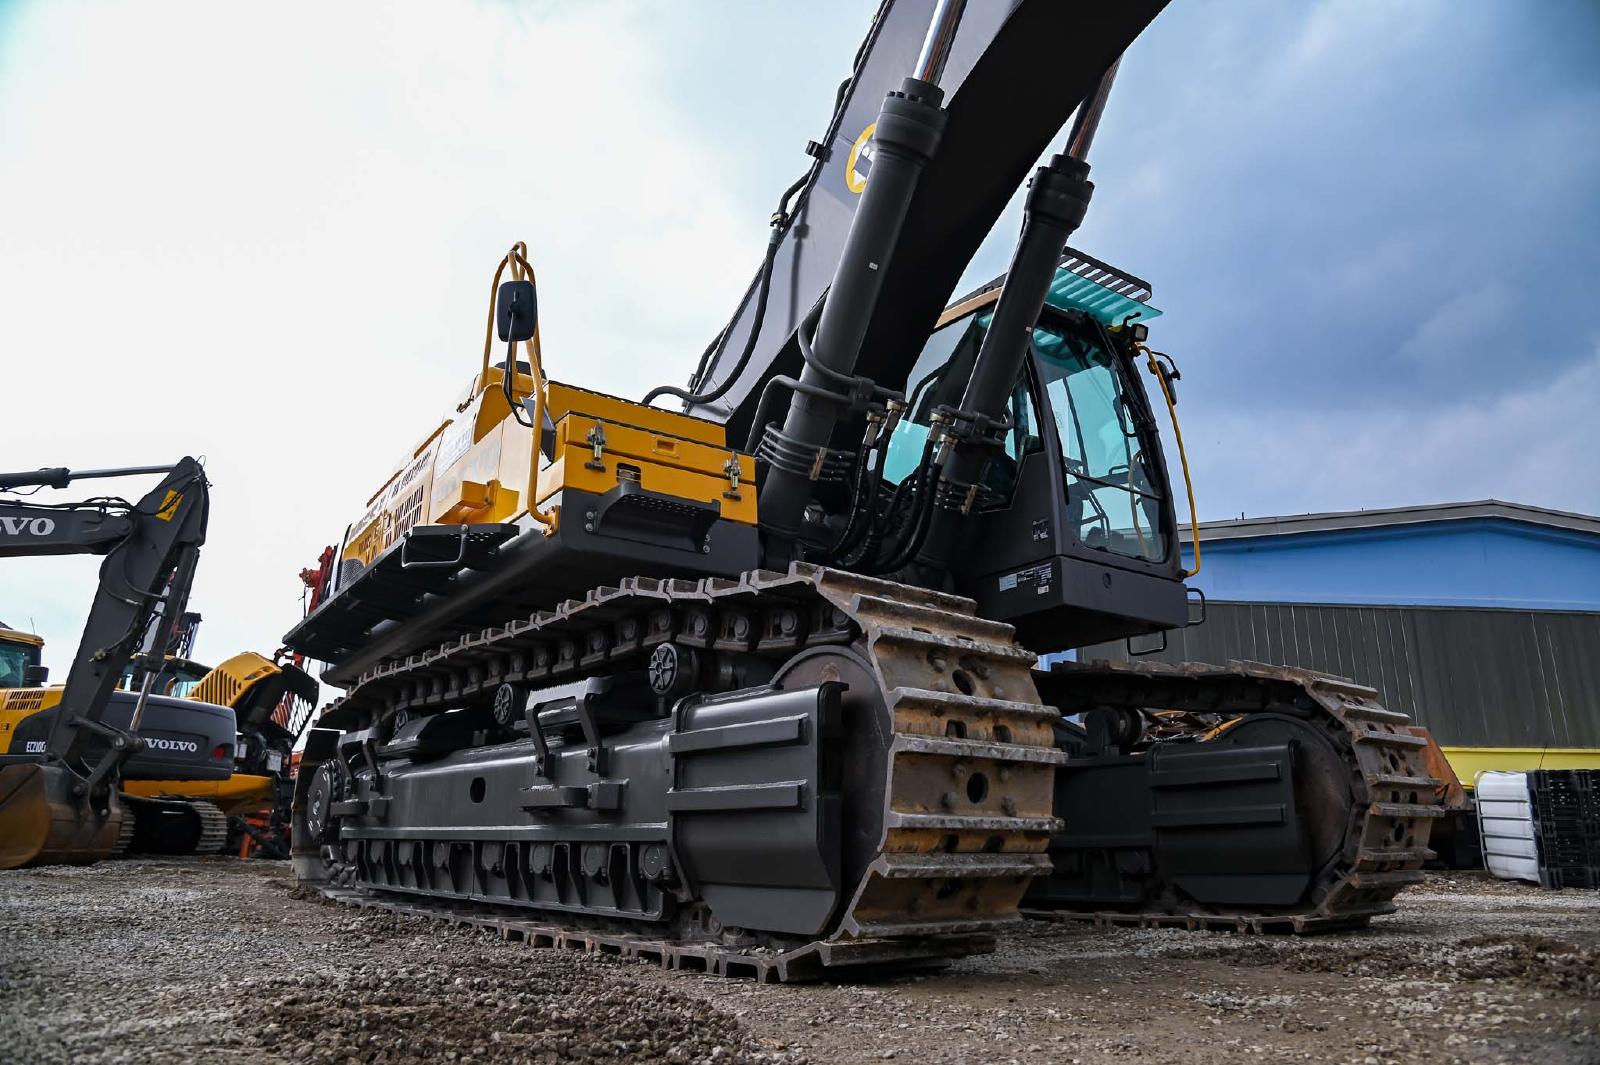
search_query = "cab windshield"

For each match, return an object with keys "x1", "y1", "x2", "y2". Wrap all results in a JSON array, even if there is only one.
[
  {"x1": 1033, "y1": 322, "x2": 1167, "y2": 563},
  {"x1": 0, "y1": 640, "x2": 38, "y2": 689},
  {"x1": 888, "y1": 309, "x2": 1168, "y2": 563}
]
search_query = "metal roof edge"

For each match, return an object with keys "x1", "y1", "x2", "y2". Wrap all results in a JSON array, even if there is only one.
[{"x1": 1179, "y1": 499, "x2": 1600, "y2": 544}]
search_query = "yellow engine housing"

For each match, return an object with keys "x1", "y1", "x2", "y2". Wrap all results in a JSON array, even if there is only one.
[{"x1": 337, "y1": 373, "x2": 756, "y2": 575}]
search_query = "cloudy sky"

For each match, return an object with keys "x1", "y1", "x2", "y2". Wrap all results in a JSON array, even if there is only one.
[{"x1": 3, "y1": 1, "x2": 1596, "y2": 673}]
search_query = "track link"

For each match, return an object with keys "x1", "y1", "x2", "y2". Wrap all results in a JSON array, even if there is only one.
[
  {"x1": 300, "y1": 563, "x2": 1063, "y2": 980},
  {"x1": 188, "y1": 800, "x2": 228, "y2": 855},
  {"x1": 1033, "y1": 658, "x2": 1445, "y2": 931}
]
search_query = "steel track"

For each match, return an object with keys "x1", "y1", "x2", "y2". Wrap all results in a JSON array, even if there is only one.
[
  {"x1": 1033, "y1": 659, "x2": 1445, "y2": 931},
  {"x1": 301, "y1": 563, "x2": 1066, "y2": 980}
]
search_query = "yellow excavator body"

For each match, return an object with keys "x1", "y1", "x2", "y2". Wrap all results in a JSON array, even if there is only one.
[
  {"x1": 3, "y1": 644, "x2": 313, "y2": 858},
  {"x1": 336, "y1": 374, "x2": 754, "y2": 578},
  {"x1": 120, "y1": 774, "x2": 276, "y2": 817}
]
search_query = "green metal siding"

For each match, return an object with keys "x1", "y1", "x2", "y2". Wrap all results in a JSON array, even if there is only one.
[{"x1": 1084, "y1": 602, "x2": 1600, "y2": 749}]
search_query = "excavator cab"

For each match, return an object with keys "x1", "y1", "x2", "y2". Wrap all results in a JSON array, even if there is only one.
[
  {"x1": 0, "y1": 627, "x2": 46, "y2": 689},
  {"x1": 888, "y1": 251, "x2": 1190, "y2": 650}
]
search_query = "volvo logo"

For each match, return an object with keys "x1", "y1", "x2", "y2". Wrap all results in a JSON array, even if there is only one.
[
  {"x1": 145, "y1": 737, "x2": 199, "y2": 753},
  {"x1": 0, "y1": 516, "x2": 55, "y2": 536}
]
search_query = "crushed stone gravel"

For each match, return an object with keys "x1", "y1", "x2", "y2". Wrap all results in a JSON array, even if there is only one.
[{"x1": 1, "y1": 860, "x2": 1595, "y2": 1064}]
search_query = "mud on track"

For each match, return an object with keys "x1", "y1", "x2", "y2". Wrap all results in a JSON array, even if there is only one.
[{"x1": 1, "y1": 861, "x2": 1595, "y2": 1064}]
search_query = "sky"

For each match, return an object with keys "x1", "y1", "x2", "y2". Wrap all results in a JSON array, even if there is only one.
[{"x1": 2, "y1": 0, "x2": 1597, "y2": 674}]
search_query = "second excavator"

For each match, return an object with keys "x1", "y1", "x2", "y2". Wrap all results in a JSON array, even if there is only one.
[{"x1": 284, "y1": 0, "x2": 1444, "y2": 980}]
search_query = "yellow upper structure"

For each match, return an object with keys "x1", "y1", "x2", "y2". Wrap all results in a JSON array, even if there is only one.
[{"x1": 338, "y1": 372, "x2": 756, "y2": 574}]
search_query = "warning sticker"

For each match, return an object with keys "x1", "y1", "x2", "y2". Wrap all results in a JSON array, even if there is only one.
[
  {"x1": 845, "y1": 123, "x2": 877, "y2": 195},
  {"x1": 999, "y1": 562, "x2": 1053, "y2": 596}
]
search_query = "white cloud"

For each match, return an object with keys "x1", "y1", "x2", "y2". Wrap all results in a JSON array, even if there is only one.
[
  {"x1": 0, "y1": 1, "x2": 787, "y2": 672},
  {"x1": 1188, "y1": 347, "x2": 1600, "y2": 519}
]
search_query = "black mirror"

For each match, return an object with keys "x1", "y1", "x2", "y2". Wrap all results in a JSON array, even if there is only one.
[
  {"x1": 497, "y1": 280, "x2": 538, "y2": 343},
  {"x1": 23, "y1": 664, "x2": 49, "y2": 686}
]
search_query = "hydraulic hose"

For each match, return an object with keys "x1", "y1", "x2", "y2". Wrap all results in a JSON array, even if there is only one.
[
  {"x1": 645, "y1": 169, "x2": 812, "y2": 410},
  {"x1": 873, "y1": 448, "x2": 944, "y2": 573},
  {"x1": 643, "y1": 226, "x2": 783, "y2": 409}
]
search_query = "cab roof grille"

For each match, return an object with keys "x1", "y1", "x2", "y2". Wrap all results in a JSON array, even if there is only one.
[{"x1": 950, "y1": 246, "x2": 1154, "y2": 309}]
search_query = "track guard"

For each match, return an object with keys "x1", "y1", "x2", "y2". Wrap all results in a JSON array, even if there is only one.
[
  {"x1": 1147, "y1": 741, "x2": 1312, "y2": 906},
  {"x1": 669, "y1": 682, "x2": 846, "y2": 937}
]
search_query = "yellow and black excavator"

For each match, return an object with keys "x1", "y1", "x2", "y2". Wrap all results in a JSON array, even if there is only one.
[
  {"x1": 283, "y1": 0, "x2": 1447, "y2": 980},
  {"x1": 0, "y1": 459, "x2": 233, "y2": 868},
  {"x1": 121, "y1": 648, "x2": 318, "y2": 857},
  {"x1": 1, "y1": 622, "x2": 318, "y2": 859}
]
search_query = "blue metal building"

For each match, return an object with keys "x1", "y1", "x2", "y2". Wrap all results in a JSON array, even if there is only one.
[{"x1": 1085, "y1": 500, "x2": 1600, "y2": 776}]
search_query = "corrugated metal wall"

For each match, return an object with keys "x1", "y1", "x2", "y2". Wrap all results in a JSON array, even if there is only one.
[{"x1": 1085, "y1": 603, "x2": 1600, "y2": 748}]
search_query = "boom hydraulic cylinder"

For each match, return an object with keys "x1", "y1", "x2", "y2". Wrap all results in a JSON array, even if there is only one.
[
  {"x1": 755, "y1": 2, "x2": 968, "y2": 560},
  {"x1": 912, "y1": 64, "x2": 1117, "y2": 575}
]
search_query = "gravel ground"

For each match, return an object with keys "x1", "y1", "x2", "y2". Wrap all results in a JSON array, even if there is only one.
[{"x1": 1, "y1": 861, "x2": 1595, "y2": 1065}]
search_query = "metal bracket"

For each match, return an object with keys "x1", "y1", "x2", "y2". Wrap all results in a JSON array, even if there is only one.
[
  {"x1": 807, "y1": 447, "x2": 828, "y2": 481},
  {"x1": 67, "y1": 716, "x2": 143, "y2": 798},
  {"x1": 585, "y1": 421, "x2": 608, "y2": 472},
  {"x1": 722, "y1": 456, "x2": 743, "y2": 501},
  {"x1": 575, "y1": 689, "x2": 607, "y2": 775},
  {"x1": 399, "y1": 526, "x2": 467, "y2": 570},
  {"x1": 519, "y1": 779, "x2": 626, "y2": 813},
  {"x1": 524, "y1": 703, "x2": 551, "y2": 776}
]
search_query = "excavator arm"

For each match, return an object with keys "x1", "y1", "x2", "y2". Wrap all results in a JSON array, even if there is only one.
[
  {"x1": 0, "y1": 458, "x2": 211, "y2": 868},
  {"x1": 680, "y1": 0, "x2": 1167, "y2": 442}
]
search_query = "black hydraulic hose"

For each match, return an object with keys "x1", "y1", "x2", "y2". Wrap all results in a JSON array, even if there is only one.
[
  {"x1": 815, "y1": 442, "x2": 873, "y2": 560},
  {"x1": 875, "y1": 456, "x2": 943, "y2": 573},
  {"x1": 741, "y1": 370, "x2": 842, "y2": 455},
  {"x1": 851, "y1": 433, "x2": 937, "y2": 569},
  {"x1": 648, "y1": 168, "x2": 814, "y2": 409},
  {"x1": 819, "y1": 432, "x2": 890, "y2": 561},
  {"x1": 848, "y1": 440, "x2": 927, "y2": 566},
  {"x1": 643, "y1": 229, "x2": 783, "y2": 409}
]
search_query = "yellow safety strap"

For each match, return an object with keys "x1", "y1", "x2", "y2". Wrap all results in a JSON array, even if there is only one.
[{"x1": 1136, "y1": 342, "x2": 1200, "y2": 577}]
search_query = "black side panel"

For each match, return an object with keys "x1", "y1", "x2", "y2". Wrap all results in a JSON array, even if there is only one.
[
  {"x1": 4, "y1": 692, "x2": 235, "y2": 781},
  {"x1": 1039, "y1": 742, "x2": 1310, "y2": 910},
  {"x1": 670, "y1": 683, "x2": 845, "y2": 937},
  {"x1": 1147, "y1": 741, "x2": 1310, "y2": 907}
]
